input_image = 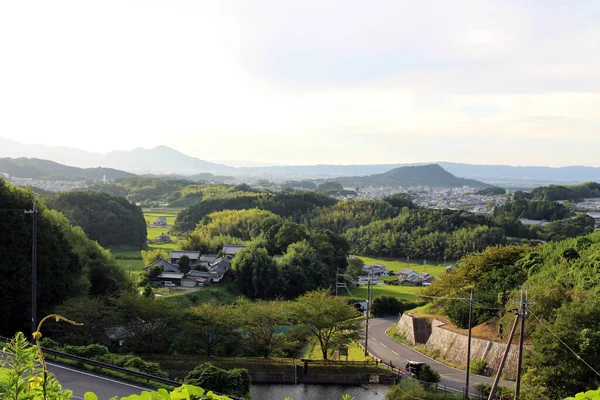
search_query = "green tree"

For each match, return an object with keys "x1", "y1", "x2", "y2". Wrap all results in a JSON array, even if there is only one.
[
  {"x1": 142, "y1": 249, "x2": 169, "y2": 266},
  {"x1": 184, "y1": 363, "x2": 250, "y2": 398},
  {"x1": 346, "y1": 257, "x2": 365, "y2": 280},
  {"x1": 275, "y1": 221, "x2": 308, "y2": 252},
  {"x1": 178, "y1": 254, "x2": 191, "y2": 273},
  {"x1": 278, "y1": 240, "x2": 329, "y2": 299},
  {"x1": 235, "y1": 298, "x2": 287, "y2": 358},
  {"x1": 175, "y1": 303, "x2": 240, "y2": 357},
  {"x1": 232, "y1": 243, "x2": 280, "y2": 299},
  {"x1": 290, "y1": 289, "x2": 362, "y2": 360}
]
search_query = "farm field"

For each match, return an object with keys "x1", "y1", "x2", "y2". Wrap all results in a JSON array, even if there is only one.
[
  {"x1": 143, "y1": 208, "x2": 181, "y2": 226},
  {"x1": 341, "y1": 283, "x2": 423, "y2": 302},
  {"x1": 355, "y1": 255, "x2": 449, "y2": 278}
]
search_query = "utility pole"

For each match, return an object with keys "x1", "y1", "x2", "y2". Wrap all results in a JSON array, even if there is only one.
[
  {"x1": 25, "y1": 195, "x2": 38, "y2": 334},
  {"x1": 335, "y1": 268, "x2": 339, "y2": 296},
  {"x1": 488, "y1": 312, "x2": 520, "y2": 400},
  {"x1": 465, "y1": 289, "x2": 473, "y2": 399},
  {"x1": 364, "y1": 268, "x2": 373, "y2": 356},
  {"x1": 515, "y1": 287, "x2": 534, "y2": 399}
]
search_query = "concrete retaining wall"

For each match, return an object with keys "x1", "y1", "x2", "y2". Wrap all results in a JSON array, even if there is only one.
[{"x1": 396, "y1": 314, "x2": 526, "y2": 380}]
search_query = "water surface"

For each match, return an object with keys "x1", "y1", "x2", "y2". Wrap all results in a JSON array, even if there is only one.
[{"x1": 250, "y1": 384, "x2": 390, "y2": 400}]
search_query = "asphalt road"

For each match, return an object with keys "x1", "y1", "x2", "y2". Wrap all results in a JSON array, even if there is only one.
[
  {"x1": 367, "y1": 317, "x2": 515, "y2": 395},
  {"x1": 46, "y1": 362, "x2": 151, "y2": 399}
]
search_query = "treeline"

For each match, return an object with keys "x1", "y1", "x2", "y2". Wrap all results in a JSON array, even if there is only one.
[
  {"x1": 344, "y1": 209, "x2": 506, "y2": 259},
  {"x1": 424, "y1": 231, "x2": 600, "y2": 399},
  {"x1": 183, "y1": 208, "x2": 348, "y2": 299},
  {"x1": 0, "y1": 178, "x2": 128, "y2": 335},
  {"x1": 492, "y1": 193, "x2": 572, "y2": 221},
  {"x1": 530, "y1": 181, "x2": 600, "y2": 202},
  {"x1": 51, "y1": 290, "x2": 361, "y2": 362},
  {"x1": 46, "y1": 190, "x2": 147, "y2": 248}
]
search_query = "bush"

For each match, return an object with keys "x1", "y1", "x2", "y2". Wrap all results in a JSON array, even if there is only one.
[
  {"x1": 475, "y1": 383, "x2": 515, "y2": 399},
  {"x1": 61, "y1": 343, "x2": 109, "y2": 358},
  {"x1": 371, "y1": 297, "x2": 422, "y2": 317},
  {"x1": 470, "y1": 359, "x2": 487, "y2": 375},
  {"x1": 185, "y1": 363, "x2": 250, "y2": 398},
  {"x1": 416, "y1": 364, "x2": 440, "y2": 383}
]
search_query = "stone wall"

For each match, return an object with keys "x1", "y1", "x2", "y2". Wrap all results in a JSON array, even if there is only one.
[{"x1": 396, "y1": 314, "x2": 526, "y2": 380}]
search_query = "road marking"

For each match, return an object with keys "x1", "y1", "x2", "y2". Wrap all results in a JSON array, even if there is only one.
[
  {"x1": 392, "y1": 350, "x2": 399, "y2": 356},
  {"x1": 380, "y1": 343, "x2": 388, "y2": 348}
]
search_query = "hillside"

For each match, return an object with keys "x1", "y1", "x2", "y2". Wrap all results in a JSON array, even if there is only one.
[
  {"x1": 330, "y1": 164, "x2": 489, "y2": 188},
  {"x1": 0, "y1": 157, "x2": 134, "y2": 181}
]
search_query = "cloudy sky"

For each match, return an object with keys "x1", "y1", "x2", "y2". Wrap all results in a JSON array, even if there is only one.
[{"x1": 1, "y1": 1, "x2": 599, "y2": 166}]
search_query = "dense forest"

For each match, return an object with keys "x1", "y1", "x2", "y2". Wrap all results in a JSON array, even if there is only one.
[
  {"x1": 424, "y1": 231, "x2": 600, "y2": 399},
  {"x1": 0, "y1": 157, "x2": 134, "y2": 181},
  {"x1": 46, "y1": 190, "x2": 147, "y2": 248},
  {"x1": 0, "y1": 178, "x2": 128, "y2": 335},
  {"x1": 530, "y1": 182, "x2": 600, "y2": 202}
]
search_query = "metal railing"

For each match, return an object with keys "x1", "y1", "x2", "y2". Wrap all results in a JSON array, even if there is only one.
[{"x1": 0, "y1": 335, "x2": 240, "y2": 400}]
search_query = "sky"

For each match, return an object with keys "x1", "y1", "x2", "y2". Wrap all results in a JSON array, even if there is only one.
[{"x1": 0, "y1": 1, "x2": 599, "y2": 167}]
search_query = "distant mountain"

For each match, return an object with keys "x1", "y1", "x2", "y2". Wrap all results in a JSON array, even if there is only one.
[
  {"x1": 0, "y1": 138, "x2": 234, "y2": 175},
  {"x1": 329, "y1": 164, "x2": 489, "y2": 188},
  {"x1": 0, "y1": 158, "x2": 134, "y2": 181}
]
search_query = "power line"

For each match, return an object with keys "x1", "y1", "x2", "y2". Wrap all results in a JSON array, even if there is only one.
[{"x1": 527, "y1": 308, "x2": 600, "y2": 379}]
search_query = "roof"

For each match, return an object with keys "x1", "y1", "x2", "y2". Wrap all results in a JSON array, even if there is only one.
[
  {"x1": 144, "y1": 258, "x2": 180, "y2": 273},
  {"x1": 199, "y1": 254, "x2": 218, "y2": 263},
  {"x1": 169, "y1": 251, "x2": 201, "y2": 260},
  {"x1": 222, "y1": 245, "x2": 246, "y2": 255},
  {"x1": 399, "y1": 269, "x2": 416, "y2": 275},
  {"x1": 587, "y1": 212, "x2": 600, "y2": 218},
  {"x1": 157, "y1": 272, "x2": 185, "y2": 280},
  {"x1": 209, "y1": 257, "x2": 231, "y2": 275},
  {"x1": 519, "y1": 219, "x2": 549, "y2": 226},
  {"x1": 418, "y1": 272, "x2": 433, "y2": 279}
]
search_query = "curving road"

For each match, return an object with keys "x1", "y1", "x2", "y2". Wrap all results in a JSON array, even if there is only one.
[
  {"x1": 46, "y1": 362, "x2": 150, "y2": 399},
  {"x1": 367, "y1": 317, "x2": 515, "y2": 395}
]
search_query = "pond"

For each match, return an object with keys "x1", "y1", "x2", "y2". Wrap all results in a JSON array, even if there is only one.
[{"x1": 250, "y1": 384, "x2": 390, "y2": 400}]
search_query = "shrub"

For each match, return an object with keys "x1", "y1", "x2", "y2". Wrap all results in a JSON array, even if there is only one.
[
  {"x1": 185, "y1": 363, "x2": 250, "y2": 398},
  {"x1": 61, "y1": 343, "x2": 110, "y2": 358},
  {"x1": 416, "y1": 364, "x2": 440, "y2": 383},
  {"x1": 470, "y1": 359, "x2": 487, "y2": 375},
  {"x1": 475, "y1": 383, "x2": 515, "y2": 399}
]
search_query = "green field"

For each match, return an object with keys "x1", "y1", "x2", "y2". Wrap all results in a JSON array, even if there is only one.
[
  {"x1": 143, "y1": 208, "x2": 181, "y2": 226},
  {"x1": 355, "y1": 255, "x2": 449, "y2": 278},
  {"x1": 341, "y1": 284, "x2": 423, "y2": 301}
]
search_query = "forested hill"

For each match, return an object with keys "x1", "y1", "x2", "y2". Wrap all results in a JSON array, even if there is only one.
[
  {"x1": 423, "y1": 232, "x2": 600, "y2": 399},
  {"x1": 46, "y1": 190, "x2": 147, "y2": 248},
  {"x1": 0, "y1": 157, "x2": 134, "y2": 181},
  {"x1": 0, "y1": 178, "x2": 127, "y2": 335},
  {"x1": 329, "y1": 164, "x2": 489, "y2": 188}
]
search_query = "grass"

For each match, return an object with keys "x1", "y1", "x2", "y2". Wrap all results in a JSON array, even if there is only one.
[
  {"x1": 355, "y1": 256, "x2": 449, "y2": 278},
  {"x1": 306, "y1": 341, "x2": 372, "y2": 361},
  {"x1": 342, "y1": 283, "x2": 423, "y2": 301},
  {"x1": 164, "y1": 285, "x2": 240, "y2": 307},
  {"x1": 386, "y1": 324, "x2": 411, "y2": 346},
  {"x1": 143, "y1": 208, "x2": 181, "y2": 226}
]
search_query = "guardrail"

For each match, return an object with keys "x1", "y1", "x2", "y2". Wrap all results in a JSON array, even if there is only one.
[{"x1": 0, "y1": 335, "x2": 240, "y2": 400}]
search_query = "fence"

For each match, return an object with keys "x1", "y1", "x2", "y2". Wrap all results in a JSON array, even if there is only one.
[{"x1": 0, "y1": 335, "x2": 242, "y2": 400}]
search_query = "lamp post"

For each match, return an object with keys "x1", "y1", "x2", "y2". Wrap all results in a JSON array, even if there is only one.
[{"x1": 24, "y1": 195, "x2": 38, "y2": 334}]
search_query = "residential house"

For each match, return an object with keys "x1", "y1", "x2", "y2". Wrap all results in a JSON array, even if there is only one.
[
  {"x1": 153, "y1": 216, "x2": 168, "y2": 226},
  {"x1": 363, "y1": 263, "x2": 388, "y2": 276},
  {"x1": 445, "y1": 264, "x2": 457, "y2": 274},
  {"x1": 222, "y1": 245, "x2": 246, "y2": 257},
  {"x1": 184, "y1": 257, "x2": 231, "y2": 284},
  {"x1": 153, "y1": 234, "x2": 172, "y2": 243},
  {"x1": 397, "y1": 269, "x2": 419, "y2": 285},
  {"x1": 155, "y1": 272, "x2": 185, "y2": 285},
  {"x1": 197, "y1": 254, "x2": 218, "y2": 269},
  {"x1": 358, "y1": 275, "x2": 378, "y2": 286},
  {"x1": 587, "y1": 212, "x2": 600, "y2": 228},
  {"x1": 143, "y1": 258, "x2": 181, "y2": 273},
  {"x1": 169, "y1": 251, "x2": 202, "y2": 267},
  {"x1": 418, "y1": 272, "x2": 435, "y2": 285}
]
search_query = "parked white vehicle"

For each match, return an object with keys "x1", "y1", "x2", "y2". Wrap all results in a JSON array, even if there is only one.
[{"x1": 163, "y1": 281, "x2": 176, "y2": 287}]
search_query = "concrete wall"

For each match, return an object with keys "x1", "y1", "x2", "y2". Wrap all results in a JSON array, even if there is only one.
[
  {"x1": 396, "y1": 313, "x2": 431, "y2": 344},
  {"x1": 396, "y1": 314, "x2": 525, "y2": 380}
]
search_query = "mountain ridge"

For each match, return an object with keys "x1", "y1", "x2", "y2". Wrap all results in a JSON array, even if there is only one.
[{"x1": 328, "y1": 164, "x2": 490, "y2": 188}]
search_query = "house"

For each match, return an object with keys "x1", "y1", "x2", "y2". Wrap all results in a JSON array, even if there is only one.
[
  {"x1": 169, "y1": 251, "x2": 202, "y2": 266},
  {"x1": 153, "y1": 216, "x2": 168, "y2": 226},
  {"x1": 417, "y1": 272, "x2": 434, "y2": 285},
  {"x1": 185, "y1": 257, "x2": 231, "y2": 284},
  {"x1": 143, "y1": 258, "x2": 180, "y2": 273},
  {"x1": 222, "y1": 245, "x2": 246, "y2": 257},
  {"x1": 445, "y1": 264, "x2": 457, "y2": 274},
  {"x1": 587, "y1": 212, "x2": 600, "y2": 228},
  {"x1": 519, "y1": 219, "x2": 550, "y2": 227},
  {"x1": 155, "y1": 272, "x2": 185, "y2": 285},
  {"x1": 153, "y1": 234, "x2": 172, "y2": 243},
  {"x1": 197, "y1": 254, "x2": 218, "y2": 268},
  {"x1": 363, "y1": 263, "x2": 388, "y2": 276},
  {"x1": 181, "y1": 274, "x2": 207, "y2": 288},
  {"x1": 397, "y1": 269, "x2": 419, "y2": 285},
  {"x1": 358, "y1": 275, "x2": 378, "y2": 286}
]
